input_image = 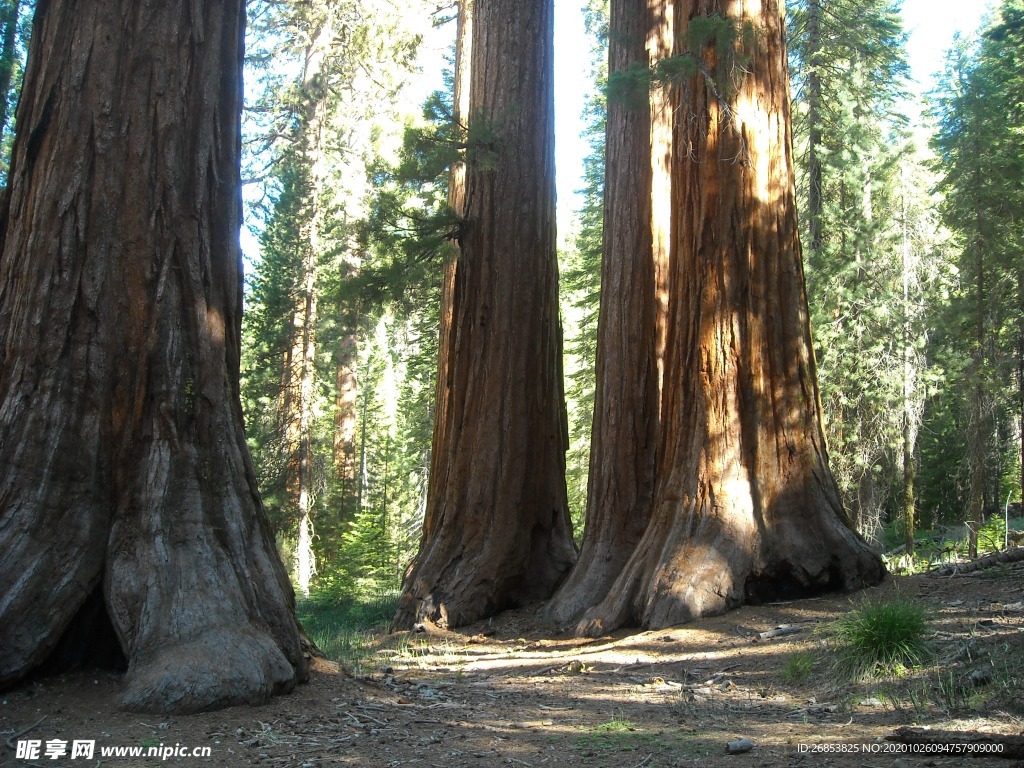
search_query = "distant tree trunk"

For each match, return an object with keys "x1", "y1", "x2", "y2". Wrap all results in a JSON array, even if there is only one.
[
  {"x1": 292, "y1": 246, "x2": 318, "y2": 596},
  {"x1": 0, "y1": 0, "x2": 19, "y2": 139},
  {"x1": 0, "y1": 0, "x2": 307, "y2": 711},
  {"x1": 1018, "y1": 263, "x2": 1023, "y2": 510},
  {"x1": 546, "y1": 0, "x2": 668, "y2": 627},
  {"x1": 901, "y1": 192, "x2": 917, "y2": 558},
  {"x1": 805, "y1": 0, "x2": 824, "y2": 262},
  {"x1": 334, "y1": 332, "x2": 359, "y2": 482},
  {"x1": 393, "y1": 0, "x2": 576, "y2": 630},
  {"x1": 288, "y1": 7, "x2": 339, "y2": 598},
  {"x1": 577, "y1": 0, "x2": 884, "y2": 635},
  {"x1": 967, "y1": 143, "x2": 987, "y2": 559}
]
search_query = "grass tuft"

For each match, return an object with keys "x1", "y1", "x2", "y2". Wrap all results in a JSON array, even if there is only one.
[
  {"x1": 830, "y1": 597, "x2": 930, "y2": 679},
  {"x1": 781, "y1": 651, "x2": 815, "y2": 684}
]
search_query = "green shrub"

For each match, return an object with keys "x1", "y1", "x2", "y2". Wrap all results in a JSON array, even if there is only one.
[{"x1": 831, "y1": 598, "x2": 930, "y2": 679}]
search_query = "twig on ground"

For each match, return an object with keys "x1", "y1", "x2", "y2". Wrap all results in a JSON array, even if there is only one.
[{"x1": 5, "y1": 715, "x2": 47, "y2": 750}]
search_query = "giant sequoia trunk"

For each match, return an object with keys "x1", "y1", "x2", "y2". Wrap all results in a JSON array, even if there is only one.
[
  {"x1": 577, "y1": 0, "x2": 884, "y2": 635},
  {"x1": 0, "y1": 1, "x2": 307, "y2": 711},
  {"x1": 393, "y1": 0, "x2": 576, "y2": 630},
  {"x1": 545, "y1": 0, "x2": 670, "y2": 627}
]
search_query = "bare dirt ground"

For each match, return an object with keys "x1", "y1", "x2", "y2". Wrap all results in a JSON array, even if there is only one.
[{"x1": 3, "y1": 560, "x2": 1024, "y2": 768}]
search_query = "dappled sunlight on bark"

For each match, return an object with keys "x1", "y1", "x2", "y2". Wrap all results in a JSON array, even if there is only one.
[
  {"x1": 577, "y1": 0, "x2": 883, "y2": 636},
  {"x1": 393, "y1": 0, "x2": 576, "y2": 631}
]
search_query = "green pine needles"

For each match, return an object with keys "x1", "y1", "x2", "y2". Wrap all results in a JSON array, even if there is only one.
[
  {"x1": 830, "y1": 598, "x2": 931, "y2": 679},
  {"x1": 605, "y1": 15, "x2": 756, "y2": 111}
]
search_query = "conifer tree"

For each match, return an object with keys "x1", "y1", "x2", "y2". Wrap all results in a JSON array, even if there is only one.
[
  {"x1": 575, "y1": 0, "x2": 883, "y2": 635},
  {"x1": 393, "y1": 0, "x2": 577, "y2": 630},
  {"x1": 242, "y1": 0, "x2": 427, "y2": 594},
  {"x1": 931, "y1": 2, "x2": 1024, "y2": 552},
  {"x1": 788, "y1": 0, "x2": 915, "y2": 542},
  {"x1": 547, "y1": 0, "x2": 671, "y2": 626}
]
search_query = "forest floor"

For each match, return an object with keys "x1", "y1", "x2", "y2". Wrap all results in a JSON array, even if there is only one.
[{"x1": 3, "y1": 559, "x2": 1024, "y2": 768}]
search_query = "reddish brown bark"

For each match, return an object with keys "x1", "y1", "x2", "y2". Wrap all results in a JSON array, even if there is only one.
[
  {"x1": 393, "y1": 0, "x2": 576, "y2": 630},
  {"x1": 421, "y1": 0, "x2": 471, "y2": 549},
  {"x1": 577, "y1": 0, "x2": 883, "y2": 635},
  {"x1": 0, "y1": 0, "x2": 307, "y2": 711},
  {"x1": 546, "y1": 0, "x2": 670, "y2": 627}
]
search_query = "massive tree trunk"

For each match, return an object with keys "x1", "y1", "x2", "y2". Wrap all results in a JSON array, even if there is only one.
[
  {"x1": 546, "y1": 0, "x2": 671, "y2": 627},
  {"x1": 0, "y1": 0, "x2": 307, "y2": 712},
  {"x1": 577, "y1": 0, "x2": 884, "y2": 635},
  {"x1": 393, "y1": 0, "x2": 576, "y2": 630}
]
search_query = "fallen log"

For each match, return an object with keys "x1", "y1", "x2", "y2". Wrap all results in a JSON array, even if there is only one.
[{"x1": 932, "y1": 547, "x2": 1024, "y2": 577}]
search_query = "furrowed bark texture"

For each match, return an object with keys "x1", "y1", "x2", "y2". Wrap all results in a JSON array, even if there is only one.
[
  {"x1": 0, "y1": 0, "x2": 307, "y2": 712},
  {"x1": 578, "y1": 0, "x2": 884, "y2": 635},
  {"x1": 393, "y1": 0, "x2": 576, "y2": 630},
  {"x1": 421, "y1": 0, "x2": 472, "y2": 550},
  {"x1": 546, "y1": 0, "x2": 666, "y2": 627}
]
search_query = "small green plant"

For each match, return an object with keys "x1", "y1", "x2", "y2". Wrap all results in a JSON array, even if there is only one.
[
  {"x1": 781, "y1": 651, "x2": 815, "y2": 683},
  {"x1": 830, "y1": 598, "x2": 930, "y2": 679},
  {"x1": 978, "y1": 515, "x2": 1007, "y2": 552},
  {"x1": 593, "y1": 717, "x2": 636, "y2": 734},
  {"x1": 575, "y1": 718, "x2": 666, "y2": 755},
  {"x1": 933, "y1": 668, "x2": 973, "y2": 712}
]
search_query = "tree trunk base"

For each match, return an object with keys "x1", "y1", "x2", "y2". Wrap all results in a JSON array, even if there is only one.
[
  {"x1": 121, "y1": 630, "x2": 299, "y2": 714},
  {"x1": 576, "y1": 506, "x2": 885, "y2": 636},
  {"x1": 545, "y1": 548, "x2": 632, "y2": 628}
]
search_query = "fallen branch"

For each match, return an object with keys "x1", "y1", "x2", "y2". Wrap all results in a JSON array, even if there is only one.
[
  {"x1": 757, "y1": 625, "x2": 802, "y2": 640},
  {"x1": 886, "y1": 727, "x2": 1024, "y2": 758}
]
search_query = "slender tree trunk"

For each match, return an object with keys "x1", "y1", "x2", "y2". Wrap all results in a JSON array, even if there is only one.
[
  {"x1": 0, "y1": 0, "x2": 19, "y2": 139},
  {"x1": 546, "y1": 0, "x2": 668, "y2": 627},
  {"x1": 288, "y1": 7, "x2": 342, "y2": 596},
  {"x1": 1018, "y1": 262, "x2": 1023, "y2": 510},
  {"x1": 900, "y1": 178, "x2": 917, "y2": 559},
  {"x1": 292, "y1": 255, "x2": 318, "y2": 595},
  {"x1": 805, "y1": 0, "x2": 824, "y2": 263},
  {"x1": 850, "y1": 154, "x2": 873, "y2": 540},
  {"x1": 421, "y1": 0, "x2": 472, "y2": 549},
  {"x1": 334, "y1": 332, "x2": 359, "y2": 482},
  {"x1": 968, "y1": 144, "x2": 987, "y2": 559},
  {"x1": 0, "y1": 0, "x2": 306, "y2": 711},
  {"x1": 393, "y1": 0, "x2": 576, "y2": 630},
  {"x1": 577, "y1": 0, "x2": 884, "y2": 635}
]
